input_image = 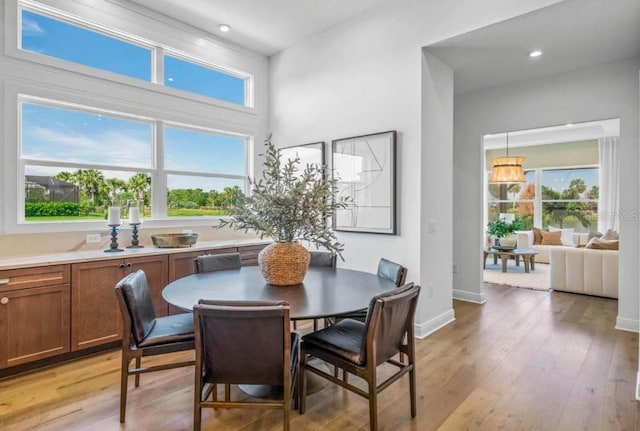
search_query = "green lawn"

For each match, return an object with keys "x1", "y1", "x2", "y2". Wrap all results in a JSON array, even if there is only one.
[{"x1": 25, "y1": 208, "x2": 228, "y2": 221}]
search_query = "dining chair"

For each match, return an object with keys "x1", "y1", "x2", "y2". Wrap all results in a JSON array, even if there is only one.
[
  {"x1": 298, "y1": 250, "x2": 337, "y2": 331},
  {"x1": 309, "y1": 250, "x2": 337, "y2": 268},
  {"x1": 193, "y1": 299, "x2": 299, "y2": 431},
  {"x1": 299, "y1": 282, "x2": 420, "y2": 431},
  {"x1": 114, "y1": 270, "x2": 195, "y2": 423},
  {"x1": 194, "y1": 252, "x2": 242, "y2": 273},
  {"x1": 329, "y1": 257, "x2": 407, "y2": 323}
]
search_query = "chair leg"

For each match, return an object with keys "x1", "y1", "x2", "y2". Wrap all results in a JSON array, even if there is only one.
[
  {"x1": 368, "y1": 378, "x2": 378, "y2": 431},
  {"x1": 299, "y1": 352, "x2": 308, "y2": 414},
  {"x1": 119, "y1": 352, "x2": 130, "y2": 423},
  {"x1": 225, "y1": 384, "x2": 231, "y2": 402},
  {"x1": 134, "y1": 357, "x2": 141, "y2": 387},
  {"x1": 409, "y1": 366, "x2": 417, "y2": 417},
  {"x1": 194, "y1": 371, "x2": 202, "y2": 431},
  {"x1": 284, "y1": 386, "x2": 291, "y2": 431}
]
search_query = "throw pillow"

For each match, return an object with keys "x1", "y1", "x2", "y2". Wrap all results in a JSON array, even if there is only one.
[
  {"x1": 540, "y1": 230, "x2": 563, "y2": 246},
  {"x1": 602, "y1": 229, "x2": 619, "y2": 240},
  {"x1": 588, "y1": 231, "x2": 603, "y2": 240},
  {"x1": 548, "y1": 226, "x2": 575, "y2": 247},
  {"x1": 532, "y1": 227, "x2": 546, "y2": 245},
  {"x1": 585, "y1": 237, "x2": 619, "y2": 250}
]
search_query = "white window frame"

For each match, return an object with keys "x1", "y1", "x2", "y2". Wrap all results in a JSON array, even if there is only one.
[
  {"x1": 1, "y1": 0, "x2": 266, "y2": 234},
  {"x1": 485, "y1": 164, "x2": 599, "y2": 231}
]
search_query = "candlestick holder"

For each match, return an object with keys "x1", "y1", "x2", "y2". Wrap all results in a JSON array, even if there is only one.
[
  {"x1": 127, "y1": 223, "x2": 144, "y2": 249},
  {"x1": 105, "y1": 224, "x2": 124, "y2": 252}
]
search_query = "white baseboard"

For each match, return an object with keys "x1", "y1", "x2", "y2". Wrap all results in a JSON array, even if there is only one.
[
  {"x1": 414, "y1": 308, "x2": 455, "y2": 339},
  {"x1": 615, "y1": 316, "x2": 639, "y2": 333},
  {"x1": 636, "y1": 372, "x2": 640, "y2": 401},
  {"x1": 453, "y1": 289, "x2": 486, "y2": 304}
]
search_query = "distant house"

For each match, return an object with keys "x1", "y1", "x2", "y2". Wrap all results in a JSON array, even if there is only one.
[{"x1": 25, "y1": 175, "x2": 79, "y2": 203}]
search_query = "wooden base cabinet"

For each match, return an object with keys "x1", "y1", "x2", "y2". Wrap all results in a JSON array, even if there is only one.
[
  {"x1": 0, "y1": 265, "x2": 71, "y2": 368},
  {"x1": 71, "y1": 255, "x2": 168, "y2": 351}
]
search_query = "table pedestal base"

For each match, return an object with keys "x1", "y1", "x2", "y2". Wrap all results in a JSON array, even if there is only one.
[{"x1": 239, "y1": 359, "x2": 330, "y2": 399}]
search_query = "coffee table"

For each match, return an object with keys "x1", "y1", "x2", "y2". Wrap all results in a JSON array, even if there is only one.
[{"x1": 483, "y1": 248, "x2": 539, "y2": 273}]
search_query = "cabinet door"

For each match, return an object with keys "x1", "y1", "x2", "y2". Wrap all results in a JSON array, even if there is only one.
[
  {"x1": 127, "y1": 255, "x2": 169, "y2": 317},
  {"x1": 238, "y1": 244, "x2": 268, "y2": 266},
  {"x1": 0, "y1": 284, "x2": 70, "y2": 368},
  {"x1": 71, "y1": 260, "x2": 125, "y2": 351}
]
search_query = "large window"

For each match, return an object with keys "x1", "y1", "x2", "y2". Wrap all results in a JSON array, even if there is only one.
[
  {"x1": 20, "y1": 99, "x2": 248, "y2": 222},
  {"x1": 486, "y1": 167, "x2": 598, "y2": 232},
  {"x1": 19, "y1": 7, "x2": 250, "y2": 107}
]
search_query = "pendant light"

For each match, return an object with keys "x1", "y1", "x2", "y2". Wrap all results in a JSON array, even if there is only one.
[{"x1": 489, "y1": 132, "x2": 525, "y2": 183}]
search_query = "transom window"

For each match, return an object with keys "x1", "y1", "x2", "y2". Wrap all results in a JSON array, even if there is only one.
[{"x1": 19, "y1": 7, "x2": 250, "y2": 106}]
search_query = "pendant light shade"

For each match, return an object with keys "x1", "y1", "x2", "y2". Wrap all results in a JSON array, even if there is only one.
[{"x1": 489, "y1": 133, "x2": 525, "y2": 183}]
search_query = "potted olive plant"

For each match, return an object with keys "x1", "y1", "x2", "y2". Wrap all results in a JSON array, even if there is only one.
[
  {"x1": 486, "y1": 216, "x2": 523, "y2": 248},
  {"x1": 218, "y1": 135, "x2": 348, "y2": 285}
]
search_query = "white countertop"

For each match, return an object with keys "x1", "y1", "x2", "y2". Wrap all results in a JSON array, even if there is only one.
[{"x1": 0, "y1": 239, "x2": 271, "y2": 270}]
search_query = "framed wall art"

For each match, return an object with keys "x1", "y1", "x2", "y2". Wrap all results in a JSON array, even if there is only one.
[
  {"x1": 332, "y1": 130, "x2": 396, "y2": 234},
  {"x1": 280, "y1": 141, "x2": 325, "y2": 174}
]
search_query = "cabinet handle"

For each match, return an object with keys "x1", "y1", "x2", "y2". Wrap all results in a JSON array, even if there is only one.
[
  {"x1": 0, "y1": 297, "x2": 8, "y2": 305},
  {"x1": 126, "y1": 263, "x2": 132, "y2": 268},
  {"x1": 119, "y1": 263, "x2": 126, "y2": 269},
  {"x1": 0, "y1": 279, "x2": 9, "y2": 285}
]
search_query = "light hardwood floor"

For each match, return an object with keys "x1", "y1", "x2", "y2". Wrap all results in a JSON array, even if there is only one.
[{"x1": 1, "y1": 283, "x2": 639, "y2": 430}]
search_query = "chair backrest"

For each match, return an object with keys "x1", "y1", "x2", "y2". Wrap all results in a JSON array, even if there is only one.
[
  {"x1": 115, "y1": 270, "x2": 157, "y2": 345},
  {"x1": 377, "y1": 258, "x2": 408, "y2": 287},
  {"x1": 309, "y1": 251, "x2": 337, "y2": 268},
  {"x1": 195, "y1": 253, "x2": 242, "y2": 273},
  {"x1": 193, "y1": 300, "x2": 290, "y2": 386},
  {"x1": 360, "y1": 283, "x2": 420, "y2": 365}
]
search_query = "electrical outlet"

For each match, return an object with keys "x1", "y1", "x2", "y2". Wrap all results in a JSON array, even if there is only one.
[
  {"x1": 452, "y1": 263, "x2": 458, "y2": 273},
  {"x1": 86, "y1": 234, "x2": 101, "y2": 244},
  {"x1": 428, "y1": 283, "x2": 435, "y2": 298}
]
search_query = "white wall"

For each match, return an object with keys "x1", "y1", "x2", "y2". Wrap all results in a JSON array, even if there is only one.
[
  {"x1": 269, "y1": 0, "x2": 562, "y2": 335},
  {"x1": 452, "y1": 58, "x2": 640, "y2": 330}
]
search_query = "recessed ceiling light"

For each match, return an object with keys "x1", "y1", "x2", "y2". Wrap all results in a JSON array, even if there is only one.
[
  {"x1": 529, "y1": 50, "x2": 542, "y2": 58},
  {"x1": 565, "y1": 123, "x2": 573, "y2": 127},
  {"x1": 219, "y1": 24, "x2": 231, "y2": 32}
]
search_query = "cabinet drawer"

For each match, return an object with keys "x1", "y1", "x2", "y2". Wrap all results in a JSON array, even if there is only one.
[{"x1": 0, "y1": 265, "x2": 70, "y2": 292}]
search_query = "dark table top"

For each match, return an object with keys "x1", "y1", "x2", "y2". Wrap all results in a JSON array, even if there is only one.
[{"x1": 162, "y1": 266, "x2": 397, "y2": 320}]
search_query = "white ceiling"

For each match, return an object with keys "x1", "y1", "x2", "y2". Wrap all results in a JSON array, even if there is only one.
[
  {"x1": 427, "y1": 0, "x2": 640, "y2": 95},
  {"x1": 483, "y1": 119, "x2": 620, "y2": 150},
  {"x1": 127, "y1": 0, "x2": 391, "y2": 56}
]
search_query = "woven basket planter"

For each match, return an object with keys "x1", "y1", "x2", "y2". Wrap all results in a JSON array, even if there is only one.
[{"x1": 258, "y1": 242, "x2": 311, "y2": 286}]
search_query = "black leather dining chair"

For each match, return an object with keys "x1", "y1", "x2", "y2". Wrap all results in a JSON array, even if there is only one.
[
  {"x1": 330, "y1": 257, "x2": 407, "y2": 323},
  {"x1": 114, "y1": 270, "x2": 195, "y2": 423},
  {"x1": 194, "y1": 252, "x2": 241, "y2": 273},
  {"x1": 193, "y1": 299, "x2": 299, "y2": 431},
  {"x1": 299, "y1": 283, "x2": 420, "y2": 431}
]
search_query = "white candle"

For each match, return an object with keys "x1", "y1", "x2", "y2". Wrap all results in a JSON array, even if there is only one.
[
  {"x1": 129, "y1": 207, "x2": 141, "y2": 224},
  {"x1": 108, "y1": 206, "x2": 121, "y2": 225}
]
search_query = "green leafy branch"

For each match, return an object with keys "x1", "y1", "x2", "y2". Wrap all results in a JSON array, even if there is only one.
[{"x1": 218, "y1": 135, "x2": 349, "y2": 258}]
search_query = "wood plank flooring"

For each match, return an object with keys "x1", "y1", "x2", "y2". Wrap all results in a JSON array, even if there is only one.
[{"x1": 1, "y1": 283, "x2": 639, "y2": 430}]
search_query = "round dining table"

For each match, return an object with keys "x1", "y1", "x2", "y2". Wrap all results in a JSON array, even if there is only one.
[{"x1": 162, "y1": 265, "x2": 398, "y2": 319}]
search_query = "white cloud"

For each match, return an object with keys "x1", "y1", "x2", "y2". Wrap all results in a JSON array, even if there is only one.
[{"x1": 22, "y1": 18, "x2": 45, "y2": 36}]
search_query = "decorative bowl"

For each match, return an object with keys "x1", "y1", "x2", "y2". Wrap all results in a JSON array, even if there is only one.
[{"x1": 151, "y1": 233, "x2": 198, "y2": 248}]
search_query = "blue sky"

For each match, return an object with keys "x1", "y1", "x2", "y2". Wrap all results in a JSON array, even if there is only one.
[{"x1": 20, "y1": 9, "x2": 247, "y2": 192}]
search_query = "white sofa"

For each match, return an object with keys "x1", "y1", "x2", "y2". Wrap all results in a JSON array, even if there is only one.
[
  {"x1": 516, "y1": 230, "x2": 589, "y2": 263},
  {"x1": 549, "y1": 246, "x2": 618, "y2": 299}
]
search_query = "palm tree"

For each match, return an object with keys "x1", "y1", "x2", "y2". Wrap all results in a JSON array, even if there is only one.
[
  {"x1": 104, "y1": 178, "x2": 126, "y2": 205},
  {"x1": 127, "y1": 173, "x2": 151, "y2": 204},
  {"x1": 81, "y1": 169, "x2": 104, "y2": 204}
]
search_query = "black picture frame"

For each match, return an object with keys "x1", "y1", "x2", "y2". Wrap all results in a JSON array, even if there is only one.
[{"x1": 332, "y1": 130, "x2": 396, "y2": 234}]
